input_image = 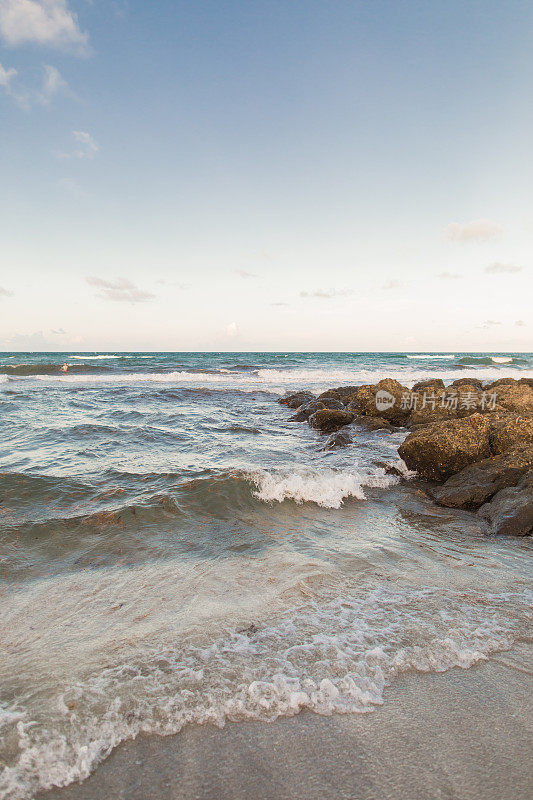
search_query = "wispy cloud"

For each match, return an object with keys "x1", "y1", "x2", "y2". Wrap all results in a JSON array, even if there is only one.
[
  {"x1": 515, "y1": 320, "x2": 526, "y2": 327},
  {"x1": 0, "y1": 60, "x2": 16, "y2": 89},
  {"x1": 436, "y1": 271, "x2": 461, "y2": 280},
  {"x1": 0, "y1": 60, "x2": 71, "y2": 107},
  {"x1": 484, "y1": 262, "x2": 523, "y2": 274},
  {"x1": 39, "y1": 64, "x2": 70, "y2": 102},
  {"x1": 0, "y1": 286, "x2": 14, "y2": 298},
  {"x1": 225, "y1": 321, "x2": 239, "y2": 337},
  {"x1": 57, "y1": 130, "x2": 99, "y2": 159},
  {"x1": 381, "y1": 280, "x2": 402, "y2": 290},
  {"x1": 86, "y1": 276, "x2": 155, "y2": 303},
  {"x1": 300, "y1": 288, "x2": 353, "y2": 299},
  {"x1": 445, "y1": 219, "x2": 502, "y2": 243},
  {"x1": 234, "y1": 269, "x2": 258, "y2": 279},
  {"x1": 0, "y1": 0, "x2": 89, "y2": 54},
  {"x1": 482, "y1": 320, "x2": 502, "y2": 327},
  {"x1": 156, "y1": 279, "x2": 191, "y2": 289},
  {"x1": 51, "y1": 327, "x2": 66, "y2": 334}
]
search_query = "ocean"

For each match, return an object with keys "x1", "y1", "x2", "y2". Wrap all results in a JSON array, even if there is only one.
[{"x1": 0, "y1": 351, "x2": 532, "y2": 799}]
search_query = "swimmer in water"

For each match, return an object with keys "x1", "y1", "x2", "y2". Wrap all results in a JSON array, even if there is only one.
[{"x1": 61, "y1": 363, "x2": 68, "y2": 373}]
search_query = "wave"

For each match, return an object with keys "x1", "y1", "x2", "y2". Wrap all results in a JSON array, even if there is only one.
[
  {"x1": 250, "y1": 467, "x2": 398, "y2": 508},
  {"x1": 0, "y1": 584, "x2": 528, "y2": 799},
  {"x1": 0, "y1": 363, "x2": 109, "y2": 376},
  {"x1": 457, "y1": 356, "x2": 527, "y2": 366},
  {"x1": 406, "y1": 354, "x2": 455, "y2": 359}
]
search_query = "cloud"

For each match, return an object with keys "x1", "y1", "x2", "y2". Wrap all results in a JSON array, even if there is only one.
[
  {"x1": 436, "y1": 271, "x2": 461, "y2": 279},
  {"x1": 51, "y1": 327, "x2": 66, "y2": 334},
  {"x1": 0, "y1": 286, "x2": 14, "y2": 297},
  {"x1": 0, "y1": 0, "x2": 89, "y2": 54},
  {"x1": 225, "y1": 321, "x2": 239, "y2": 337},
  {"x1": 381, "y1": 280, "x2": 402, "y2": 290},
  {"x1": 0, "y1": 60, "x2": 17, "y2": 88},
  {"x1": 515, "y1": 320, "x2": 526, "y2": 327},
  {"x1": 484, "y1": 262, "x2": 523, "y2": 274},
  {"x1": 445, "y1": 219, "x2": 502, "y2": 243},
  {"x1": 300, "y1": 288, "x2": 353, "y2": 299},
  {"x1": 4, "y1": 330, "x2": 48, "y2": 348},
  {"x1": 156, "y1": 279, "x2": 191, "y2": 289},
  {"x1": 482, "y1": 320, "x2": 502, "y2": 327},
  {"x1": 86, "y1": 276, "x2": 155, "y2": 303},
  {"x1": 234, "y1": 269, "x2": 258, "y2": 279},
  {"x1": 57, "y1": 130, "x2": 99, "y2": 159},
  {"x1": 39, "y1": 63, "x2": 69, "y2": 102}
]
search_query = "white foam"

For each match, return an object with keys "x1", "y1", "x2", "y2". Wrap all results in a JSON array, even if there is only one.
[
  {"x1": 0, "y1": 586, "x2": 528, "y2": 800},
  {"x1": 491, "y1": 356, "x2": 512, "y2": 363},
  {"x1": 250, "y1": 468, "x2": 398, "y2": 508}
]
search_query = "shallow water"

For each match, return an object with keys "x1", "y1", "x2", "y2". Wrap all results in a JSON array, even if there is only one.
[{"x1": 0, "y1": 352, "x2": 532, "y2": 799}]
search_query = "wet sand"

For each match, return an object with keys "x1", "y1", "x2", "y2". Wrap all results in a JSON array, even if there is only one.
[{"x1": 41, "y1": 643, "x2": 532, "y2": 800}]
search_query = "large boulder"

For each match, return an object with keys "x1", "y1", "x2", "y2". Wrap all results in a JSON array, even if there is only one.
[
  {"x1": 490, "y1": 383, "x2": 533, "y2": 413},
  {"x1": 412, "y1": 378, "x2": 445, "y2": 392},
  {"x1": 398, "y1": 414, "x2": 491, "y2": 481},
  {"x1": 489, "y1": 414, "x2": 533, "y2": 454},
  {"x1": 317, "y1": 390, "x2": 343, "y2": 403},
  {"x1": 485, "y1": 377, "x2": 516, "y2": 389},
  {"x1": 352, "y1": 415, "x2": 393, "y2": 431},
  {"x1": 279, "y1": 391, "x2": 316, "y2": 409},
  {"x1": 323, "y1": 430, "x2": 353, "y2": 449},
  {"x1": 452, "y1": 378, "x2": 484, "y2": 389},
  {"x1": 289, "y1": 400, "x2": 325, "y2": 422},
  {"x1": 308, "y1": 409, "x2": 354, "y2": 433},
  {"x1": 477, "y1": 472, "x2": 533, "y2": 536},
  {"x1": 332, "y1": 385, "x2": 361, "y2": 399},
  {"x1": 430, "y1": 445, "x2": 533, "y2": 510},
  {"x1": 356, "y1": 379, "x2": 410, "y2": 424}
]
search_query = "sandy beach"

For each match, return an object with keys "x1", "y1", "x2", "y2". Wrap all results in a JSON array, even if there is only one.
[{"x1": 40, "y1": 642, "x2": 532, "y2": 800}]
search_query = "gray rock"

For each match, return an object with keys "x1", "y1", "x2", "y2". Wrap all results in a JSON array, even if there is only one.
[
  {"x1": 279, "y1": 391, "x2": 316, "y2": 409},
  {"x1": 308, "y1": 409, "x2": 354, "y2": 433},
  {"x1": 323, "y1": 431, "x2": 353, "y2": 449},
  {"x1": 477, "y1": 473, "x2": 533, "y2": 536}
]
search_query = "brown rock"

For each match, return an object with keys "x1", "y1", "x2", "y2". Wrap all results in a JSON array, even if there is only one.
[
  {"x1": 308, "y1": 409, "x2": 354, "y2": 433},
  {"x1": 356, "y1": 379, "x2": 410, "y2": 424},
  {"x1": 289, "y1": 400, "x2": 325, "y2": 421},
  {"x1": 485, "y1": 377, "x2": 516, "y2": 389},
  {"x1": 477, "y1": 472, "x2": 533, "y2": 536},
  {"x1": 489, "y1": 414, "x2": 533, "y2": 454},
  {"x1": 491, "y1": 383, "x2": 533, "y2": 413},
  {"x1": 317, "y1": 390, "x2": 343, "y2": 403},
  {"x1": 323, "y1": 430, "x2": 353, "y2": 449},
  {"x1": 411, "y1": 378, "x2": 445, "y2": 392},
  {"x1": 353, "y1": 415, "x2": 393, "y2": 431},
  {"x1": 397, "y1": 414, "x2": 491, "y2": 481},
  {"x1": 451, "y1": 378, "x2": 484, "y2": 389},
  {"x1": 279, "y1": 391, "x2": 316, "y2": 408},
  {"x1": 430, "y1": 445, "x2": 533, "y2": 509}
]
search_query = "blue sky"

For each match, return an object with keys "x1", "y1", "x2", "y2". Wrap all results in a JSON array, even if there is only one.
[{"x1": 1, "y1": 0, "x2": 532, "y2": 351}]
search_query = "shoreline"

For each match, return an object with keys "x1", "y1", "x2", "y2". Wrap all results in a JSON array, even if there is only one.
[{"x1": 40, "y1": 643, "x2": 533, "y2": 800}]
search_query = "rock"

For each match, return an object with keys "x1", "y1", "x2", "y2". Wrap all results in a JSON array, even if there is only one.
[
  {"x1": 332, "y1": 385, "x2": 361, "y2": 399},
  {"x1": 323, "y1": 430, "x2": 353, "y2": 449},
  {"x1": 289, "y1": 400, "x2": 325, "y2": 422},
  {"x1": 489, "y1": 414, "x2": 533, "y2": 454},
  {"x1": 356, "y1": 379, "x2": 410, "y2": 424},
  {"x1": 353, "y1": 415, "x2": 393, "y2": 431},
  {"x1": 317, "y1": 390, "x2": 343, "y2": 403},
  {"x1": 308, "y1": 409, "x2": 354, "y2": 433},
  {"x1": 321, "y1": 398, "x2": 346, "y2": 411},
  {"x1": 430, "y1": 445, "x2": 533, "y2": 509},
  {"x1": 477, "y1": 472, "x2": 533, "y2": 536},
  {"x1": 518, "y1": 378, "x2": 533, "y2": 388},
  {"x1": 344, "y1": 385, "x2": 375, "y2": 412},
  {"x1": 407, "y1": 396, "x2": 459, "y2": 427},
  {"x1": 485, "y1": 377, "x2": 516, "y2": 389},
  {"x1": 398, "y1": 414, "x2": 491, "y2": 481},
  {"x1": 490, "y1": 383, "x2": 533, "y2": 413},
  {"x1": 412, "y1": 379, "x2": 445, "y2": 392},
  {"x1": 279, "y1": 391, "x2": 316, "y2": 409},
  {"x1": 451, "y1": 378, "x2": 484, "y2": 389}
]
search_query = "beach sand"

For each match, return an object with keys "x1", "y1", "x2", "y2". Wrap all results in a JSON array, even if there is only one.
[{"x1": 40, "y1": 643, "x2": 532, "y2": 800}]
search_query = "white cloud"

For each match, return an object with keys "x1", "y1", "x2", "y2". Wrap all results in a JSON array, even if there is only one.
[
  {"x1": 51, "y1": 327, "x2": 66, "y2": 334},
  {"x1": 0, "y1": 286, "x2": 14, "y2": 297},
  {"x1": 39, "y1": 63, "x2": 68, "y2": 101},
  {"x1": 484, "y1": 262, "x2": 523, "y2": 274},
  {"x1": 515, "y1": 320, "x2": 526, "y2": 327},
  {"x1": 234, "y1": 269, "x2": 258, "y2": 279},
  {"x1": 381, "y1": 280, "x2": 402, "y2": 290},
  {"x1": 436, "y1": 271, "x2": 461, "y2": 279},
  {"x1": 86, "y1": 276, "x2": 155, "y2": 303},
  {"x1": 445, "y1": 219, "x2": 502, "y2": 243},
  {"x1": 57, "y1": 130, "x2": 99, "y2": 159},
  {"x1": 300, "y1": 288, "x2": 353, "y2": 299},
  {"x1": 0, "y1": 60, "x2": 17, "y2": 88},
  {"x1": 482, "y1": 320, "x2": 502, "y2": 327},
  {"x1": 0, "y1": 0, "x2": 89, "y2": 53},
  {"x1": 225, "y1": 321, "x2": 239, "y2": 337}
]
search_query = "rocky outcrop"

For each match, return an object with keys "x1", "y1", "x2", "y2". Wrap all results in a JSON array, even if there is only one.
[
  {"x1": 279, "y1": 391, "x2": 316, "y2": 409},
  {"x1": 451, "y1": 378, "x2": 484, "y2": 389},
  {"x1": 289, "y1": 400, "x2": 325, "y2": 421},
  {"x1": 490, "y1": 383, "x2": 533, "y2": 413},
  {"x1": 352, "y1": 415, "x2": 393, "y2": 431},
  {"x1": 398, "y1": 414, "x2": 491, "y2": 481},
  {"x1": 412, "y1": 378, "x2": 445, "y2": 392},
  {"x1": 477, "y1": 473, "x2": 533, "y2": 536},
  {"x1": 308, "y1": 409, "x2": 354, "y2": 433},
  {"x1": 430, "y1": 445, "x2": 533, "y2": 510},
  {"x1": 323, "y1": 430, "x2": 353, "y2": 449},
  {"x1": 355, "y1": 379, "x2": 410, "y2": 424},
  {"x1": 489, "y1": 414, "x2": 533, "y2": 454}
]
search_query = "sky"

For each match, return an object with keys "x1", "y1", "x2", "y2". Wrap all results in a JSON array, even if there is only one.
[{"x1": 0, "y1": 0, "x2": 532, "y2": 352}]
